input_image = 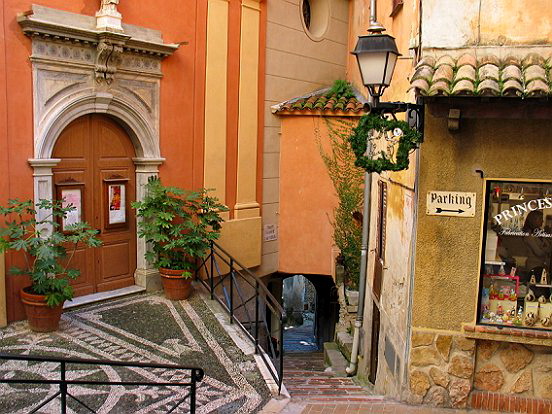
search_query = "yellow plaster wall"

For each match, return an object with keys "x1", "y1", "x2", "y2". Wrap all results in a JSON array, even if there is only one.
[
  {"x1": 204, "y1": 0, "x2": 229, "y2": 204},
  {"x1": 217, "y1": 217, "x2": 262, "y2": 268},
  {"x1": 0, "y1": 252, "x2": 6, "y2": 327},
  {"x1": 235, "y1": 0, "x2": 261, "y2": 219},
  {"x1": 422, "y1": 0, "x2": 552, "y2": 48},
  {"x1": 413, "y1": 110, "x2": 552, "y2": 332}
]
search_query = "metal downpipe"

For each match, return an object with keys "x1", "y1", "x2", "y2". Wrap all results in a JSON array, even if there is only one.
[{"x1": 346, "y1": 171, "x2": 372, "y2": 375}]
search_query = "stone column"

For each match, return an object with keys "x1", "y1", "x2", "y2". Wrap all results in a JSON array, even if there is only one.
[
  {"x1": 133, "y1": 157, "x2": 165, "y2": 291},
  {"x1": 28, "y1": 158, "x2": 61, "y2": 235}
]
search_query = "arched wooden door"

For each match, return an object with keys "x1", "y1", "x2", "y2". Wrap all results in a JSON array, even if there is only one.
[{"x1": 52, "y1": 114, "x2": 137, "y2": 297}]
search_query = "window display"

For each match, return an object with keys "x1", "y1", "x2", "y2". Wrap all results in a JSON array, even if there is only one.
[{"x1": 479, "y1": 180, "x2": 552, "y2": 331}]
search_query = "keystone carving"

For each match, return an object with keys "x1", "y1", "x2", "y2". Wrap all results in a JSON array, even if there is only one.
[{"x1": 95, "y1": 39, "x2": 124, "y2": 84}]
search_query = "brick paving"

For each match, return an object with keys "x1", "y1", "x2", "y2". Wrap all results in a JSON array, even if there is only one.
[
  {"x1": 281, "y1": 352, "x2": 496, "y2": 414},
  {"x1": 284, "y1": 352, "x2": 379, "y2": 403}
]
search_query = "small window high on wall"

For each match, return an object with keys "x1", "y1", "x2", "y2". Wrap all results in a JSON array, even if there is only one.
[{"x1": 479, "y1": 180, "x2": 552, "y2": 331}]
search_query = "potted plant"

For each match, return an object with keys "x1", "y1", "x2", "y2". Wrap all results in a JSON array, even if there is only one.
[
  {"x1": 132, "y1": 178, "x2": 227, "y2": 300},
  {"x1": 0, "y1": 199, "x2": 101, "y2": 332}
]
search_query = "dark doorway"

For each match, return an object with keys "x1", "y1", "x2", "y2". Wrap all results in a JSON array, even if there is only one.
[
  {"x1": 275, "y1": 274, "x2": 339, "y2": 353},
  {"x1": 282, "y1": 275, "x2": 317, "y2": 352}
]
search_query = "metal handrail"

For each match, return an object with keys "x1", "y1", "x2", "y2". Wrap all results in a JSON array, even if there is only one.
[
  {"x1": 0, "y1": 353, "x2": 204, "y2": 414},
  {"x1": 196, "y1": 241, "x2": 285, "y2": 392}
]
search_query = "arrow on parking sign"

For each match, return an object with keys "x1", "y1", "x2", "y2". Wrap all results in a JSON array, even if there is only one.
[{"x1": 435, "y1": 208, "x2": 464, "y2": 214}]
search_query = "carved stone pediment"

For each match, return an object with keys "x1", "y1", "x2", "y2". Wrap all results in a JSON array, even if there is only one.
[
  {"x1": 18, "y1": 4, "x2": 179, "y2": 162},
  {"x1": 18, "y1": 5, "x2": 178, "y2": 82}
]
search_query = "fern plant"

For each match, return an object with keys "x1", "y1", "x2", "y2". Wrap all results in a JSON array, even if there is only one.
[
  {"x1": 132, "y1": 178, "x2": 228, "y2": 274},
  {"x1": 317, "y1": 118, "x2": 364, "y2": 289},
  {"x1": 0, "y1": 199, "x2": 101, "y2": 307}
]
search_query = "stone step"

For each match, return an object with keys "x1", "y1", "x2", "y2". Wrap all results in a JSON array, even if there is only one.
[
  {"x1": 336, "y1": 332, "x2": 354, "y2": 361},
  {"x1": 323, "y1": 342, "x2": 348, "y2": 375}
]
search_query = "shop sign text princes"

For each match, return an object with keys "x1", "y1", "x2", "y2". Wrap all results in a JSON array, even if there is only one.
[{"x1": 494, "y1": 197, "x2": 552, "y2": 237}]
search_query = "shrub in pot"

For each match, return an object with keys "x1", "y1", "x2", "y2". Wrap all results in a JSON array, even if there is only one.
[
  {"x1": 0, "y1": 199, "x2": 101, "y2": 332},
  {"x1": 132, "y1": 178, "x2": 227, "y2": 300}
]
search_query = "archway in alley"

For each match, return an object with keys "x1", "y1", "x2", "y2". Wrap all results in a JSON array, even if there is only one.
[{"x1": 277, "y1": 274, "x2": 339, "y2": 353}]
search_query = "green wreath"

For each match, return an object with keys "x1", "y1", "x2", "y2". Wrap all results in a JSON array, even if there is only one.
[{"x1": 349, "y1": 114, "x2": 422, "y2": 174}]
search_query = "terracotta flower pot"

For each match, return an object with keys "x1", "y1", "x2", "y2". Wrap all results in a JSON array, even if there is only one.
[
  {"x1": 20, "y1": 287, "x2": 63, "y2": 332},
  {"x1": 159, "y1": 268, "x2": 193, "y2": 300}
]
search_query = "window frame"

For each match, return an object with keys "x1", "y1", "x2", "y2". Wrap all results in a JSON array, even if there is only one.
[{"x1": 477, "y1": 178, "x2": 552, "y2": 332}]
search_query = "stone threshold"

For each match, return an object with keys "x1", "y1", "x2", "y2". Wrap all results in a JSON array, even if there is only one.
[
  {"x1": 63, "y1": 285, "x2": 146, "y2": 310},
  {"x1": 463, "y1": 324, "x2": 552, "y2": 347}
]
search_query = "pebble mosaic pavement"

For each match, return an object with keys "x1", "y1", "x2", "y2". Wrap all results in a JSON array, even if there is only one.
[{"x1": 0, "y1": 293, "x2": 271, "y2": 413}]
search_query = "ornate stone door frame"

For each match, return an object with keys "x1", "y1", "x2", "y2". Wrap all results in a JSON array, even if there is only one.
[{"x1": 19, "y1": 4, "x2": 179, "y2": 289}]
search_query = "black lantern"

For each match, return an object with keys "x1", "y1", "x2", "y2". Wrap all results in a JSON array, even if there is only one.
[{"x1": 352, "y1": 34, "x2": 401, "y2": 104}]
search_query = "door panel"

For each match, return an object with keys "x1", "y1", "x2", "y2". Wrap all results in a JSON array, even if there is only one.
[{"x1": 52, "y1": 114, "x2": 136, "y2": 296}]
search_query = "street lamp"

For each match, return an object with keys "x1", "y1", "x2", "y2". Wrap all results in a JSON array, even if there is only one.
[
  {"x1": 352, "y1": 34, "x2": 401, "y2": 106},
  {"x1": 345, "y1": 14, "x2": 424, "y2": 378}
]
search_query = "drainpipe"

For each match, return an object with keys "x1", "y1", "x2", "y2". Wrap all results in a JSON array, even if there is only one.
[
  {"x1": 346, "y1": 0, "x2": 383, "y2": 378},
  {"x1": 346, "y1": 170, "x2": 372, "y2": 375}
]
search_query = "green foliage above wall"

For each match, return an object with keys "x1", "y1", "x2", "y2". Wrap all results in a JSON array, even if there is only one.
[{"x1": 317, "y1": 118, "x2": 364, "y2": 289}]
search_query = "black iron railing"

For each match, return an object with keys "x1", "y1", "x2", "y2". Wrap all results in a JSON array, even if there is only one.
[
  {"x1": 196, "y1": 241, "x2": 285, "y2": 392},
  {"x1": 0, "y1": 353, "x2": 204, "y2": 414}
]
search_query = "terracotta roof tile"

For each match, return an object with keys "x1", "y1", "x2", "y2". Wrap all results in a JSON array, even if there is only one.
[
  {"x1": 273, "y1": 90, "x2": 367, "y2": 114},
  {"x1": 451, "y1": 79, "x2": 475, "y2": 95},
  {"x1": 410, "y1": 52, "x2": 552, "y2": 98},
  {"x1": 456, "y1": 64, "x2": 476, "y2": 81},
  {"x1": 457, "y1": 53, "x2": 477, "y2": 68},
  {"x1": 478, "y1": 64, "x2": 499, "y2": 81},
  {"x1": 436, "y1": 55, "x2": 455, "y2": 68},
  {"x1": 433, "y1": 64, "x2": 454, "y2": 83},
  {"x1": 478, "y1": 79, "x2": 501, "y2": 96}
]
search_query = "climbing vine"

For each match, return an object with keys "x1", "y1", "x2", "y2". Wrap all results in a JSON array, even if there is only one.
[
  {"x1": 348, "y1": 113, "x2": 422, "y2": 174},
  {"x1": 317, "y1": 118, "x2": 364, "y2": 290}
]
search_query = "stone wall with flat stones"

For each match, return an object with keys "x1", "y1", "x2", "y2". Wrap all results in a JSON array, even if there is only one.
[
  {"x1": 408, "y1": 329, "x2": 552, "y2": 409},
  {"x1": 408, "y1": 330, "x2": 476, "y2": 408},
  {"x1": 473, "y1": 341, "x2": 552, "y2": 400}
]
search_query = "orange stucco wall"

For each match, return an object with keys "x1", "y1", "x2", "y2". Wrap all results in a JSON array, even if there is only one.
[
  {"x1": 278, "y1": 116, "x2": 344, "y2": 276},
  {"x1": 0, "y1": 0, "x2": 265, "y2": 322}
]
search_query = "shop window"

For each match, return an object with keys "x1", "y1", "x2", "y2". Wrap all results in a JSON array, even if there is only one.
[{"x1": 479, "y1": 180, "x2": 552, "y2": 331}]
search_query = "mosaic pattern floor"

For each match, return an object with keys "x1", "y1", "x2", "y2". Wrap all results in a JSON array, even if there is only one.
[{"x1": 0, "y1": 293, "x2": 271, "y2": 413}]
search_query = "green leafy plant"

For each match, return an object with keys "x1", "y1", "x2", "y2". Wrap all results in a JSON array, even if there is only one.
[
  {"x1": 317, "y1": 118, "x2": 364, "y2": 289},
  {"x1": 132, "y1": 178, "x2": 228, "y2": 274},
  {"x1": 326, "y1": 79, "x2": 355, "y2": 99},
  {"x1": 0, "y1": 199, "x2": 101, "y2": 307}
]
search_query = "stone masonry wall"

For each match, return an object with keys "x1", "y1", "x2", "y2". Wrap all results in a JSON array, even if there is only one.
[
  {"x1": 408, "y1": 329, "x2": 476, "y2": 408},
  {"x1": 474, "y1": 341, "x2": 552, "y2": 399}
]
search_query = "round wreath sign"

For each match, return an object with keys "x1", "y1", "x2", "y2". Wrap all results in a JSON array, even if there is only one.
[{"x1": 349, "y1": 114, "x2": 422, "y2": 174}]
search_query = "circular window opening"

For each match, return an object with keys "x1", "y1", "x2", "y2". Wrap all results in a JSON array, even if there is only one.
[{"x1": 300, "y1": 0, "x2": 330, "y2": 41}]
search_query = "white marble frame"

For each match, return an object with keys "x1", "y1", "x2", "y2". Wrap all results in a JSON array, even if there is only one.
[{"x1": 29, "y1": 87, "x2": 164, "y2": 290}]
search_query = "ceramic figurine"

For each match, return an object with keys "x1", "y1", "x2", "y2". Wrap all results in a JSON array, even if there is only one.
[
  {"x1": 497, "y1": 305, "x2": 504, "y2": 315},
  {"x1": 509, "y1": 288, "x2": 517, "y2": 301},
  {"x1": 541, "y1": 316, "x2": 552, "y2": 327},
  {"x1": 541, "y1": 269, "x2": 548, "y2": 285},
  {"x1": 525, "y1": 312, "x2": 537, "y2": 326},
  {"x1": 489, "y1": 283, "x2": 497, "y2": 299},
  {"x1": 538, "y1": 295, "x2": 547, "y2": 304},
  {"x1": 510, "y1": 267, "x2": 517, "y2": 277},
  {"x1": 530, "y1": 272, "x2": 537, "y2": 285},
  {"x1": 526, "y1": 289, "x2": 536, "y2": 302}
]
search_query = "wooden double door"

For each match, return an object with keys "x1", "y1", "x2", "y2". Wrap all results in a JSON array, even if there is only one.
[{"x1": 52, "y1": 114, "x2": 137, "y2": 297}]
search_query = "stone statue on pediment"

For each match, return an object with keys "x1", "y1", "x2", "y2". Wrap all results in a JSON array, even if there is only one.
[{"x1": 100, "y1": 0, "x2": 120, "y2": 14}]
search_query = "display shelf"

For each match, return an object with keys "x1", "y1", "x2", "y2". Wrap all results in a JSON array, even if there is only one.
[{"x1": 530, "y1": 284, "x2": 552, "y2": 288}]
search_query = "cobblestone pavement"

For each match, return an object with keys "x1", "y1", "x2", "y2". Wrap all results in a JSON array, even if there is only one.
[
  {"x1": 283, "y1": 319, "x2": 318, "y2": 352},
  {"x1": 0, "y1": 292, "x2": 271, "y2": 413}
]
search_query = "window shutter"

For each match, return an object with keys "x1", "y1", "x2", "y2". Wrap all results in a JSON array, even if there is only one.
[{"x1": 373, "y1": 181, "x2": 388, "y2": 300}]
